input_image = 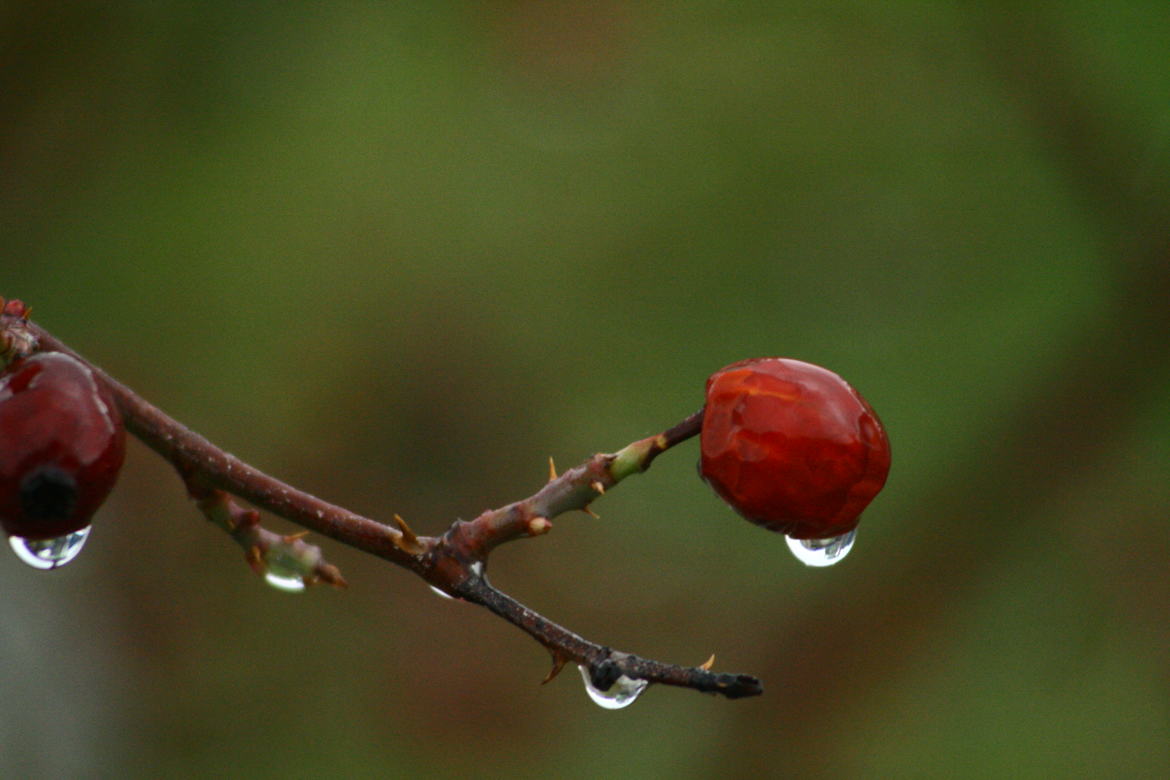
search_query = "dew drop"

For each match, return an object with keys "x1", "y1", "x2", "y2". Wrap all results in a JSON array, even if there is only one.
[
  {"x1": 8, "y1": 526, "x2": 92, "y2": 570},
  {"x1": 577, "y1": 665, "x2": 648, "y2": 710},
  {"x1": 429, "y1": 585, "x2": 456, "y2": 601},
  {"x1": 263, "y1": 566, "x2": 306, "y2": 593},
  {"x1": 785, "y1": 529, "x2": 856, "y2": 567}
]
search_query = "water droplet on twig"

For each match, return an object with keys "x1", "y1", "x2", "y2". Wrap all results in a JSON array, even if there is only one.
[
  {"x1": 263, "y1": 566, "x2": 306, "y2": 593},
  {"x1": 577, "y1": 664, "x2": 648, "y2": 710},
  {"x1": 429, "y1": 585, "x2": 456, "y2": 600}
]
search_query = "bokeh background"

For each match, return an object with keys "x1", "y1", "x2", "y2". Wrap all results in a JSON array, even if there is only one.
[{"x1": 3, "y1": 2, "x2": 1169, "y2": 777}]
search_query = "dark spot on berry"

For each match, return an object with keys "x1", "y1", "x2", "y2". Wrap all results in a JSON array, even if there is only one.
[
  {"x1": 20, "y1": 466, "x2": 77, "y2": 521},
  {"x1": 0, "y1": 352, "x2": 125, "y2": 538}
]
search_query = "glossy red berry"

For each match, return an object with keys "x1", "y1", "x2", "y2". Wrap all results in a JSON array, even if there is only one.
[
  {"x1": 700, "y1": 357, "x2": 890, "y2": 540},
  {"x1": 0, "y1": 352, "x2": 125, "y2": 540}
]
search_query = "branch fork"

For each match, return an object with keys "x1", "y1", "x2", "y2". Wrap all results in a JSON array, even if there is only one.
[{"x1": 1, "y1": 299, "x2": 762, "y2": 701}]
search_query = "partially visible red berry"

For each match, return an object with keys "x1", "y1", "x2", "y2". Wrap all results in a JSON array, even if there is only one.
[
  {"x1": 699, "y1": 357, "x2": 890, "y2": 540},
  {"x1": 0, "y1": 352, "x2": 125, "y2": 540}
]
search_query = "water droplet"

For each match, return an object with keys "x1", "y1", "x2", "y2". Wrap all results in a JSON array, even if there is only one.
[
  {"x1": 429, "y1": 585, "x2": 456, "y2": 600},
  {"x1": 785, "y1": 529, "x2": 856, "y2": 567},
  {"x1": 263, "y1": 565, "x2": 306, "y2": 593},
  {"x1": 577, "y1": 665, "x2": 648, "y2": 710},
  {"x1": 8, "y1": 526, "x2": 91, "y2": 570}
]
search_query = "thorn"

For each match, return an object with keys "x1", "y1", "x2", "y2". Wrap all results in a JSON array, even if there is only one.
[
  {"x1": 325, "y1": 568, "x2": 350, "y2": 589},
  {"x1": 542, "y1": 651, "x2": 568, "y2": 684},
  {"x1": 245, "y1": 545, "x2": 265, "y2": 575},
  {"x1": 283, "y1": 530, "x2": 310, "y2": 544},
  {"x1": 527, "y1": 516, "x2": 553, "y2": 536},
  {"x1": 699, "y1": 654, "x2": 716, "y2": 671},
  {"x1": 548, "y1": 456, "x2": 558, "y2": 482},
  {"x1": 590, "y1": 480, "x2": 605, "y2": 495},
  {"x1": 580, "y1": 504, "x2": 600, "y2": 519},
  {"x1": 393, "y1": 513, "x2": 418, "y2": 543},
  {"x1": 392, "y1": 514, "x2": 425, "y2": 555}
]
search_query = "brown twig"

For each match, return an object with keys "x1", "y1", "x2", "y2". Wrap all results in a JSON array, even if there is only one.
[
  {"x1": 3, "y1": 306, "x2": 762, "y2": 701},
  {"x1": 437, "y1": 411, "x2": 703, "y2": 563},
  {"x1": 189, "y1": 480, "x2": 348, "y2": 589}
]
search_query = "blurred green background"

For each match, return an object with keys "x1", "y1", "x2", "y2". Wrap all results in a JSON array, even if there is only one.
[{"x1": 3, "y1": 2, "x2": 1169, "y2": 777}]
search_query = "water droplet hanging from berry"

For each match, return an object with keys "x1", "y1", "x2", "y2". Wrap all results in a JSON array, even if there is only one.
[
  {"x1": 8, "y1": 526, "x2": 92, "y2": 570},
  {"x1": 785, "y1": 529, "x2": 856, "y2": 567}
]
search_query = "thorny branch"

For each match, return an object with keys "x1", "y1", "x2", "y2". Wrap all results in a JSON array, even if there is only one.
[{"x1": 1, "y1": 303, "x2": 763, "y2": 701}]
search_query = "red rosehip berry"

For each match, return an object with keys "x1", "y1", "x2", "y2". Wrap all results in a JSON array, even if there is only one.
[
  {"x1": 0, "y1": 352, "x2": 125, "y2": 541},
  {"x1": 699, "y1": 357, "x2": 890, "y2": 544}
]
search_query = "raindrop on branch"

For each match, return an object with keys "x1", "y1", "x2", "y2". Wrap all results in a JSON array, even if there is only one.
[
  {"x1": 785, "y1": 529, "x2": 856, "y2": 567},
  {"x1": 429, "y1": 585, "x2": 456, "y2": 601},
  {"x1": 8, "y1": 526, "x2": 91, "y2": 570},
  {"x1": 263, "y1": 565, "x2": 306, "y2": 593},
  {"x1": 578, "y1": 665, "x2": 648, "y2": 710}
]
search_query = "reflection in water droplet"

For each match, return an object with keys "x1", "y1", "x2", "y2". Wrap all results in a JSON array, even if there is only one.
[
  {"x1": 785, "y1": 529, "x2": 856, "y2": 567},
  {"x1": 8, "y1": 526, "x2": 92, "y2": 570},
  {"x1": 263, "y1": 566, "x2": 306, "y2": 593},
  {"x1": 577, "y1": 665, "x2": 648, "y2": 710},
  {"x1": 429, "y1": 585, "x2": 456, "y2": 600}
]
